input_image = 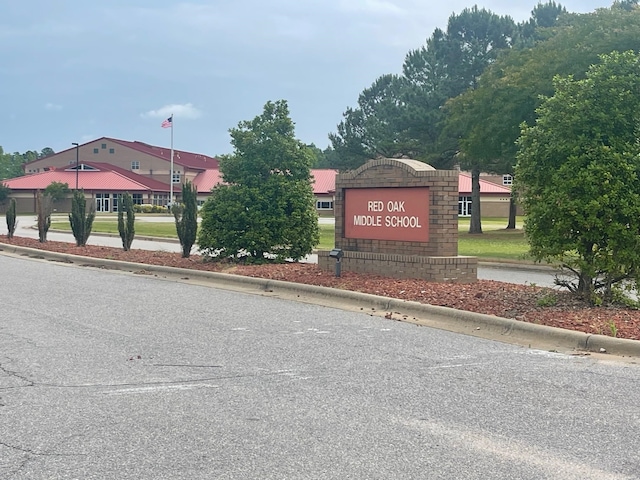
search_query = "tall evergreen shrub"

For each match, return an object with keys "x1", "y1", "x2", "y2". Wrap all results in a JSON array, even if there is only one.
[
  {"x1": 36, "y1": 191, "x2": 52, "y2": 243},
  {"x1": 6, "y1": 198, "x2": 17, "y2": 239},
  {"x1": 172, "y1": 180, "x2": 198, "y2": 258},
  {"x1": 117, "y1": 192, "x2": 135, "y2": 251},
  {"x1": 69, "y1": 190, "x2": 95, "y2": 246}
]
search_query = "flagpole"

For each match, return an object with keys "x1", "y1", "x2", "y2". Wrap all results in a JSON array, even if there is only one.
[{"x1": 169, "y1": 114, "x2": 174, "y2": 207}]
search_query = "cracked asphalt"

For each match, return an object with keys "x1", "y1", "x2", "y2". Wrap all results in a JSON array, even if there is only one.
[{"x1": 1, "y1": 253, "x2": 640, "y2": 479}]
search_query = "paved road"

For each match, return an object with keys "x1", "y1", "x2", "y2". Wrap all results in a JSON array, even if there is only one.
[
  {"x1": 1, "y1": 254, "x2": 639, "y2": 479},
  {"x1": 1, "y1": 215, "x2": 558, "y2": 287}
]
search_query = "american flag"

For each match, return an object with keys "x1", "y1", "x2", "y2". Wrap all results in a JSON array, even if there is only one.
[{"x1": 161, "y1": 116, "x2": 172, "y2": 128}]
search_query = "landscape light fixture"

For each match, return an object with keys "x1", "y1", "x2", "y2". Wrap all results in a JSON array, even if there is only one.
[{"x1": 329, "y1": 248, "x2": 344, "y2": 277}]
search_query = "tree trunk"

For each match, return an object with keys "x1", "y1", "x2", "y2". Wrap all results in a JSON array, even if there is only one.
[
  {"x1": 506, "y1": 191, "x2": 517, "y2": 229},
  {"x1": 469, "y1": 167, "x2": 482, "y2": 234}
]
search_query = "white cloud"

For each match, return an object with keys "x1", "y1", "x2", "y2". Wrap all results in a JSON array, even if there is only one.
[
  {"x1": 338, "y1": 0, "x2": 406, "y2": 16},
  {"x1": 44, "y1": 102, "x2": 62, "y2": 111},
  {"x1": 141, "y1": 103, "x2": 203, "y2": 120}
]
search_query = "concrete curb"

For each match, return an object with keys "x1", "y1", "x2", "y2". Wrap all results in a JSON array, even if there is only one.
[{"x1": 2, "y1": 241, "x2": 639, "y2": 358}]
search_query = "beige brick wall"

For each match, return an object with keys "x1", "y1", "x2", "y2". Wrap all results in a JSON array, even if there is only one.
[{"x1": 25, "y1": 139, "x2": 197, "y2": 186}]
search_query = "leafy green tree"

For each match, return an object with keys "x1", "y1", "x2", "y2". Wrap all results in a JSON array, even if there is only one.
[
  {"x1": 39, "y1": 147, "x2": 55, "y2": 158},
  {"x1": 44, "y1": 181, "x2": 70, "y2": 203},
  {"x1": 516, "y1": 51, "x2": 640, "y2": 304},
  {"x1": 329, "y1": 74, "x2": 415, "y2": 169},
  {"x1": 172, "y1": 180, "x2": 198, "y2": 258},
  {"x1": 117, "y1": 192, "x2": 135, "y2": 251},
  {"x1": 515, "y1": 1, "x2": 568, "y2": 46},
  {"x1": 447, "y1": 4, "x2": 640, "y2": 229},
  {"x1": 0, "y1": 146, "x2": 55, "y2": 180},
  {"x1": 613, "y1": 0, "x2": 638, "y2": 11},
  {"x1": 329, "y1": 6, "x2": 516, "y2": 186},
  {"x1": 6, "y1": 198, "x2": 17, "y2": 239},
  {"x1": 0, "y1": 148, "x2": 25, "y2": 180},
  {"x1": 0, "y1": 183, "x2": 9, "y2": 204},
  {"x1": 199, "y1": 100, "x2": 319, "y2": 263},
  {"x1": 69, "y1": 190, "x2": 95, "y2": 247},
  {"x1": 306, "y1": 143, "x2": 336, "y2": 169}
]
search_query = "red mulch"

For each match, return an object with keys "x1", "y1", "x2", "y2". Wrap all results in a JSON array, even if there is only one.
[{"x1": 2, "y1": 235, "x2": 639, "y2": 341}]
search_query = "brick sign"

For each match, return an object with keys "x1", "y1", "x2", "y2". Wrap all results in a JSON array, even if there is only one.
[{"x1": 344, "y1": 187, "x2": 429, "y2": 242}]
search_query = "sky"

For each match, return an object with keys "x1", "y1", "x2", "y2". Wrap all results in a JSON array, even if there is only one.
[{"x1": 1, "y1": 0, "x2": 613, "y2": 158}]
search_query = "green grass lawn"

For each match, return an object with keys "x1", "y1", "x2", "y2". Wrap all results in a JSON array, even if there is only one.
[
  {"x1": 51, "y1": 220, "x2": 181, "y2": 238},
  {"x1": 50, "y1": 217, "x2": 531, "y2": 260},
  {"x1": 457, "y1": 217, "x2": 531, "y2": 260}
]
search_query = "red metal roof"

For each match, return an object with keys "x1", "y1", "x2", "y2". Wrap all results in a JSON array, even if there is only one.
[
  {"x1": 82, "y1": 162, "x2": 171, "y2": 191},
  {"x1": 190, "y1": 169, "x2": 338, "y2": 195},
  {"x1": 458, "y1": 173, "x2": 512, "y2": 195},
  {"x1": 2, "y1": 166, "x2": 169, "y2": 193},
  {"x1": 193, "y1": 169, "x2": 223, "y2": 194},
  {"x1": 311, "y1": 169, "x2": 338, "y2": 195},
  {"x1": 3, "y1": 166, "x2": 511, "y2": 197}
]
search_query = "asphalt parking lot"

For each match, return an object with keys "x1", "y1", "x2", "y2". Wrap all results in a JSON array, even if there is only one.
[{"x1": 1, "y1": 253, "x2": 640, "y2": 479}]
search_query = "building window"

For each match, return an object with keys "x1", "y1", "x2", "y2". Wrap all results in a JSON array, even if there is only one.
[
  {"x1": 93, "y1": 148, "x2": 99, "y2": 154},
  {"x1": 132, "y1": 193, "x2": 143, "y2": 205},
  {"x1": 458, "y1": 196, "x2": 472, "y2": 217},
  {"x1": 101, "y1": 143, "x2": 107, "y2": 149},
  {"x1": 316, "y1": 200, "x2": 334, "y2": 210},
  {"x1": 109, "y1": 148, "x2": 115, "y2": 154},
  {"x1": 153, "y1": 194, "x2": 168, "y2": 206},
  {"x1": 503, "y1": 174, "x2": 513, "y2": 185},
  {"x1": 131, "y1": 161, "x2": 140, "y2": 170},
  {"x1": 172, "y1": 171, "x2": 181, "y2": 183}
]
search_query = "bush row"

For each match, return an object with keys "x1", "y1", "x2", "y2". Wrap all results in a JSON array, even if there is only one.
[{"x1": 133, "y1": 204, "x2": 168, "y2": 213}]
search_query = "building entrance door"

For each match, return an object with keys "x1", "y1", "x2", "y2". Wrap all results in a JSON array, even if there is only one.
[{"x1": 96, "y1": 193, "x2": 110, "y2": 212}]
